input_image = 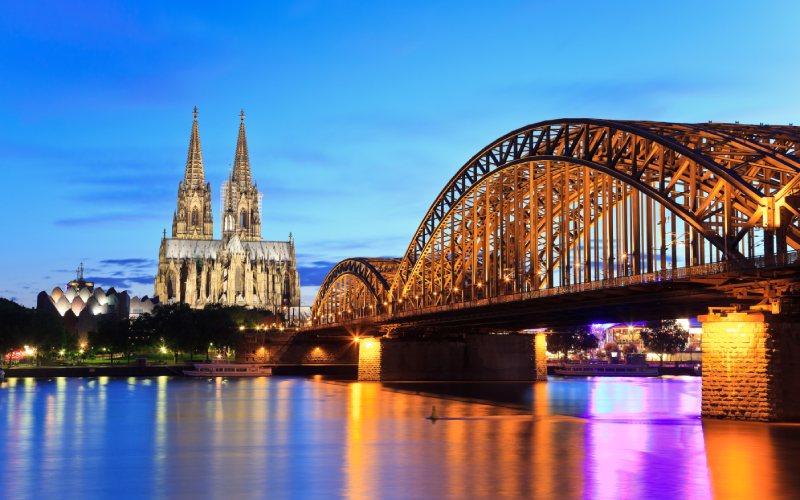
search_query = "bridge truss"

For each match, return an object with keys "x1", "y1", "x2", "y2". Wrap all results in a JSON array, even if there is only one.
[
  {"x1": 312, "y1": 119, "x2": 800, "y2": 326},
  {"x1": 312, "y1": 258, "x2": 399, "y2": 325}
]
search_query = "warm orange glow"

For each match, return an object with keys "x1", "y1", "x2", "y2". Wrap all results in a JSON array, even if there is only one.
[
  {"x1": 239, "y1": 326, "x2": 245, "y2": 331},
  {"x1": 354, "y1": 336, "x2": 361, "y2": 343},
  {"x1": 363, "y1": 339, "x2": 375, "y2": 348}
]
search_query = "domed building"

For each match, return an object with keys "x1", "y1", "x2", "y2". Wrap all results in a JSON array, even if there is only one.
[{"x1": 37, "y1": 263, "x2": 157, "y2": 341}]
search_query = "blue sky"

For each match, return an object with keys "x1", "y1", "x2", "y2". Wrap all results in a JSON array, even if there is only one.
[{"x1": 1, "y1": 0, "x2": 798, "y2": 306}]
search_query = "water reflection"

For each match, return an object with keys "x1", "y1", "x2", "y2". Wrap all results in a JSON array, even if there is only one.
[{"x1": 1, "y1": 376, "x2": 799, "y2": 499}]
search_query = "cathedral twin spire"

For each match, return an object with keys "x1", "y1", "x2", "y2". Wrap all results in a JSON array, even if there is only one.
[
  {"x1": 232, "y1": 110, "x2": 252, "y2": 187},
  {"x1": 184, "y1": 106, "x2": 205, "y2": 188},
  {"x1": 172, "y1": 107, "x2": 261, "y2": 242},
  {"x1": 223, "y1": 110, "x2": 262, "y2": 243}
]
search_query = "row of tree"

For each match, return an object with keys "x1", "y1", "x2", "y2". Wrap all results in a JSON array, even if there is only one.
[
  {"x1": 91, "y1": 303, "x2": 281, "y2": 363},
  {"x1": 0, "y1": 299, "x2": 279, "y2": 365},
  {"x1": 0, "y1": 298, "x2": 77, "y2": 365},
  {"x1": 546, "y1": 320, "x2": 690, "y2": 363}
]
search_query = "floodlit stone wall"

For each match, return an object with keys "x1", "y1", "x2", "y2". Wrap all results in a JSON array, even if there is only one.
[
  {"x1": 357, "y1": 339, "x2": 383, "y2": 381},
  {"x1": 700, "y1": 308, "x2": 800, "y2": 421},
  {"x1": 535, "y1": 332, "x2": 548, "y2": 381}
]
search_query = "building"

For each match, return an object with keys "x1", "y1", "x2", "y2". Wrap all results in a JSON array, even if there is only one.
[
  {"x1": 601, "y1": 319, "x2": 702, "y2": 362},
  {"x1": 36, "y1": 263, "x2": 156, "y2": 341},
  {"x1": 154, "y1": 108, "x2": 301, "y2": 312}
]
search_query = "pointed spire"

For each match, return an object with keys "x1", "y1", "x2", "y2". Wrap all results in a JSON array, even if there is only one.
[
  {"x1": 232, "y1": 109, "x2": 252, "y2": 186},
  {"x1": 184, "y1": 106, "x2": 205, "y2": 188}
]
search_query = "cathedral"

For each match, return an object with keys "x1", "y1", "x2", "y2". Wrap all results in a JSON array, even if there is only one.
[{"x1": 154, "y1": 108, "x2": 301, "y2": 312}]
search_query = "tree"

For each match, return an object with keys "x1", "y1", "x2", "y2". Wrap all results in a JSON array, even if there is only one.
[
  {"x1": 572, "y1": 326, "x2": 599, "y2": 353},
  {"x1": 0, "y1": 299, "x2": 23, "y2": 358},
  {"x1": 130, "y1": 314, "x2": 157, "y2": 355},
  {"x1": 0, "y1": 298, "x2": 26, "y2": 366},
  {"x1": 28, "y1": 310, "x2": 76, "y2": 365},
  {"x1": 196, "y1": 305, "x2": 237, "y2": 358},
  {"x1": 639, "y1": 319, "x2": 689, "y2": 365},
  {"x1": 90, "y1": 317, "x2": 131, "y2": 364},
  {"x1": 546, "y1": 326, "x2": 599, "y2": 360},
  {"x1": 153, "y1": 304, "x2": 199, "y2": 361}
]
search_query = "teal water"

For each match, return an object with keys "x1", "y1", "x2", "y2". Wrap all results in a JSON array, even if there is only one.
[{"x1": 1, "y1": 376, "x2": 799, "y2": 499}]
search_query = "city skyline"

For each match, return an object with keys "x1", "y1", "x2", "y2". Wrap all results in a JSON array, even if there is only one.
[{"x1": 2, "y1": 0, "x2": 799, "y2": 306}]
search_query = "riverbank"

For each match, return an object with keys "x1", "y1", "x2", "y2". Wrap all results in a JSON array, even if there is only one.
[
  {"x1": 2, "y1": 364, "x2": 358, "y2": 379},
  {"x1": 545, "y1": 365, "x2": 698, "y2": 376}
]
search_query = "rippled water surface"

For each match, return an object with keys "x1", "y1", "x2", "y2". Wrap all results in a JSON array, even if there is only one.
[{"x1": 2, "y1": 376, "x2": 799, "y2": 499}]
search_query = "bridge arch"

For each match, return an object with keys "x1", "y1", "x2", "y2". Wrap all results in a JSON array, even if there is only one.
[
  {"x1": 389, "y1": 119, "x2": 800, "y2": 309},
  {"x1": 312, "y1": 258, "x2": 400, "y2": 326}
]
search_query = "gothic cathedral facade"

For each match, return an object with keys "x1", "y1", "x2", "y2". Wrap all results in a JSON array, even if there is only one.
[{"x1": 154, "y1": 109, "x2": 301, "y2": 311}]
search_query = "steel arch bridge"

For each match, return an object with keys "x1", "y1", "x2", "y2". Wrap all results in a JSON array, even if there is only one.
[
  {"x1": 312, "y1": 258, "x2": 400, "y2": 324},
  {"x1": 311, "y1": 119, "x2": 800, "y2": 327}
]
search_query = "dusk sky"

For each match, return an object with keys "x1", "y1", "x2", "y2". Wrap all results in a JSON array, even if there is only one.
[{"x1": 2, "y1": 0, "x2": 798, "y2": 307}]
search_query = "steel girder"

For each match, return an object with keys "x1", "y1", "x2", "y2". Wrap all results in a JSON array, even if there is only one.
[
  {"x1": 310, "y1": 120, "x2": 800, "y2": 325},
  {"x1": 389, "y1": 120, "x2": 800, "y2": 302},
  {"x1": 312, "y1": 258, "x2": 399, "y2": 325}
]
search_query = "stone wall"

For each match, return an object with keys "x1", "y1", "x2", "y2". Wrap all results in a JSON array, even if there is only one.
[
  {"x1": 534, "y1": 333, "x2": 548, "y2": 381},
  {"x1": 357, "y1": 333, "x2": 545, "y2": 381},
  {"x1": 236, "y1": 334, "x2": 358, "y2": 365},
  {"x1": 357, "y1": 338, "x2": 383, "y2": 381},
  {"x1": 700, "y1": 308, "x2": 800, "y2": 421}
]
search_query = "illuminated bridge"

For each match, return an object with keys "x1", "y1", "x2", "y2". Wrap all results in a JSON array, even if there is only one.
[{"x1": 308, "y1": 119, "x2": 800, "y2": 421}]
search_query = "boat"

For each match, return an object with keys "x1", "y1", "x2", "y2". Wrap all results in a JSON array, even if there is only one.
[
  {"x1": 183, "y1": 362, "x2": 272, "y2": 377},
  {"x1": 553, "y1": 363, "x2": 659, "y2": 377}
]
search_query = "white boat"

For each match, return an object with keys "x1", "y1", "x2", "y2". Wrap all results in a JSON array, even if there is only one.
[
  {"x1": 184, "y1": 362, "x2": 272, "y2": 377},
  {"x1": 553, "y1": 363, "x2": 659, "y2": 377}
]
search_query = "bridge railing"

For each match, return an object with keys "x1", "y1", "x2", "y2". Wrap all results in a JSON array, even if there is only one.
[{"x1": 309, "y1": 250, "x2": 798, "y2": 329}]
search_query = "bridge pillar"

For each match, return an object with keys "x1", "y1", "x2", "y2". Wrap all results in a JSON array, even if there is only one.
[
  {"x1": 699, "y1": 305, "x2": 800, "y2": 421},
  {"x1": 356, "y1": 332, "x2": 547, "y2": 381},
  {"x1": 534, "y1": 332, "x2": 548, "y2": 381},
  {"x1": 357, "y1": 337, "x2": 383, "y2": 381}
]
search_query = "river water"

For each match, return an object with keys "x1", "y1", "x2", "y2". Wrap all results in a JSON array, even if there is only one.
[{"x1": 1, "y1": 376, "x2": 799, "y2": 499}]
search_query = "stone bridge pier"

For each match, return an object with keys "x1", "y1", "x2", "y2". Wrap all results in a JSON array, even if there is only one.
[
  {"x1": 357, "y1": 331, "x2": 547, "y2": 382},
  {"x1": 699, "y1": 303, "x2": 800, "y2": 421}
]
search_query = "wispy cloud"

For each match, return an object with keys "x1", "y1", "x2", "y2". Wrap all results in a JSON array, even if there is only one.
[
  {"x1": 99, "y1": 258, "x2": 155, "y2": 268},
  {"x1": 54, "y1": 213, "x2": 161, "y2": 227},
  {"x1": 297, "y1": 260, "x2": 337, "y2": 286},
  {"x1": 91, "y1": 275, "x2": 153, "y2": 291}
]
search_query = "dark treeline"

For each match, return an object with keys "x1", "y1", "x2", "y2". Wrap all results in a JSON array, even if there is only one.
[
  {"x1": 94, "y1": 303, "x2": 281, "y2": 363},
  {"x1": 0, "y1": 298, "x2": 77, "y2": 365},
  {"x1": 0, "y1": 299, "x2": 280, "y2": 365}
]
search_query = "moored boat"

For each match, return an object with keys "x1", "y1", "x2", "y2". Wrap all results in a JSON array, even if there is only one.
[
  {"x1": 184, "y1": 362, "x2": 272, "y2": 377},
  {"x1": 553, "y1": 363, "x2": 659, "y2": 377}
]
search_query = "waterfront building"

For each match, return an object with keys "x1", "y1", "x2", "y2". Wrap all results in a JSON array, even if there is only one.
[
  {"x1": 36, "y1": 263, "x2": 156, "y2": 340},
  {"x1": 602, "y1": 319, "x2": 702, "y2": 362},
  {"x1": 154, "y1": 109, "x2": 301, "y2": 311}
]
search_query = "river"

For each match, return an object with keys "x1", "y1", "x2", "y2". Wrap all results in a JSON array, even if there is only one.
[{"x1": 1, "y1": 376, "x2": 799, "y2": 499}]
